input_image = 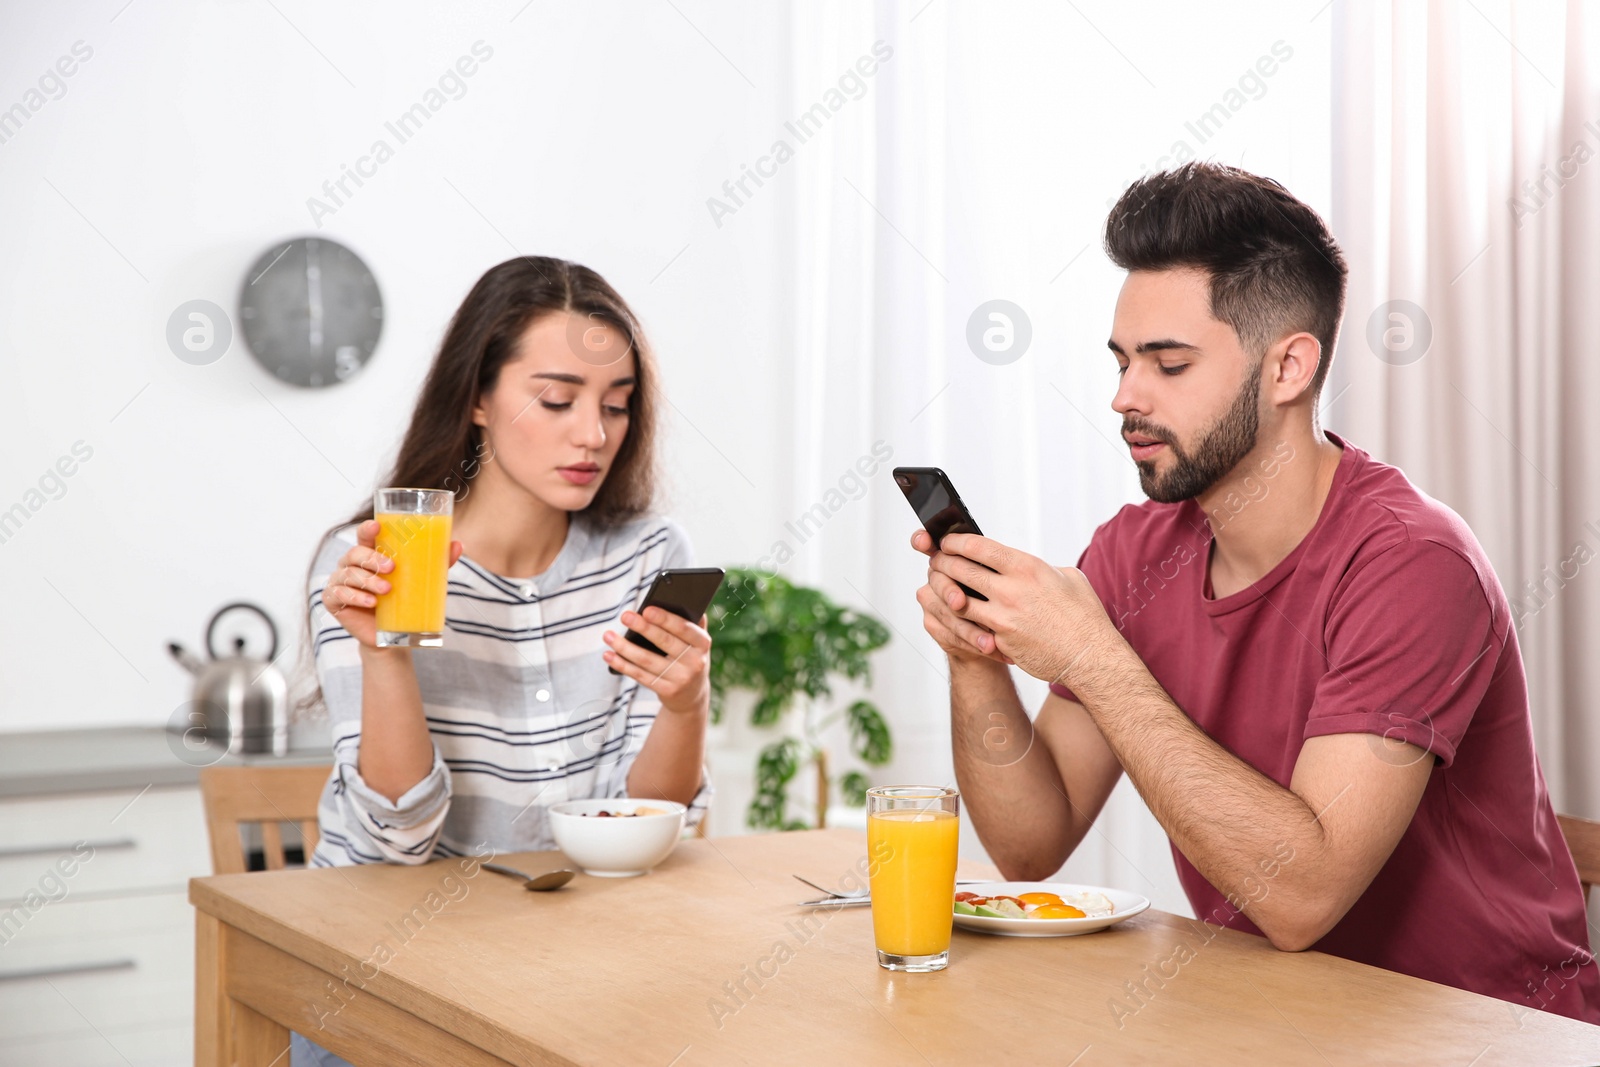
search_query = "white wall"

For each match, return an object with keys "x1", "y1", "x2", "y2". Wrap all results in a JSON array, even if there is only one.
[
  {"x1": 0, "y1": 0, "x2": 792, "y2": 731},
  {"x1": 0, "y1": 0, "x2": 1331, "y2": 917}
]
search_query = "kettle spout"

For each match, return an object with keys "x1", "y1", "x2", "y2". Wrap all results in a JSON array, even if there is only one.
[{"x1": 167, "y1": 641, "x2": 205, "y2": 676}]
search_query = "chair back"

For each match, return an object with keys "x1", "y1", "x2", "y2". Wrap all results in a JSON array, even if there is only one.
[
  {"x1": 198, "y1": 764, "x2": 331, "y2": 875},
  {"x1": 1557, "y1": 813, "x2": 1600, "y2": 903}
]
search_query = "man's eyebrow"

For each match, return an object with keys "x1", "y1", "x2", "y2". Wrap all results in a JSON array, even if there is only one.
[
  {"x1": 532, "y1": 372, "x2": 638, "y2": 387},
  {"x1": 1106, "y1": 339, "x2": 1200, "y2": 356}
]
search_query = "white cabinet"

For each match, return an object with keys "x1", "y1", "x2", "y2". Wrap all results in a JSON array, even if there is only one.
[
  {"x1": 0, "y1": 786, "x2": 211, "y2": 898},
  {"x1": 0, "y1": 786, "x2": 208, "y2": 1067}
]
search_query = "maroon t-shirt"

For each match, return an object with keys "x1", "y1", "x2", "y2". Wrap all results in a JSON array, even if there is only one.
[{"x1": 1050, "y1": 435, "x2": 1599, "y2": 1023}]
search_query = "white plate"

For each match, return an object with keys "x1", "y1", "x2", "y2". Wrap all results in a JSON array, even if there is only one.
[{"x1": 952, "y1": 881, "x2": 1149, "y2": 938}]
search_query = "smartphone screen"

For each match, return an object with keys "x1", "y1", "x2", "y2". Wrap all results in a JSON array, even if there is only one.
[
  {"x1": 894, "y1": 467, "x2": 983, "y2": 544},
  {"x1": 892, "y1": 467, "x2": 989, "y2": 601},
  {"x1": 610, "y1": 567, "x2": 726, "y2": 672}
]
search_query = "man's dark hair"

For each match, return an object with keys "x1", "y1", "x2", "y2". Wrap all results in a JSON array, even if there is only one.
[{"x1": 1103, "y1": 162, "x2": 1348, "y2": 395}]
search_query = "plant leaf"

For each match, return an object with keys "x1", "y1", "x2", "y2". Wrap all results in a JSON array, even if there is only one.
[
  {"x1": 846, "y1": 700, "x2": 892, "y2": 765},
  {"x1": 747, "y1": 737, "x2": 802, "y2": 830},
  {"x1": 839, "y1": 770, "x2": 870, "y2": 806}
]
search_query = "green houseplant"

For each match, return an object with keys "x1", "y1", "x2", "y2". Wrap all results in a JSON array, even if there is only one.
[{"x1": 706, "y1": 568, "x2": 893, "y2": 830}]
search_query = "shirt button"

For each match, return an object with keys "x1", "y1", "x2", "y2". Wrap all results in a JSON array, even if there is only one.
[
  {"x1": 541, "y1": 754, "x2": 562, "y2": 771},
  {"x1": 536, "y1": 688, "x2": 550, "y2": 702},
  {"x1": 520, "y1": 583, "x2": 535, "y2": 598}
]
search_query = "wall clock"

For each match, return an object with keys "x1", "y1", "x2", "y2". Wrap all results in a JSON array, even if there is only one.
[{"x1": 238, "y1": 237, "x2": 383, "y2": 387}]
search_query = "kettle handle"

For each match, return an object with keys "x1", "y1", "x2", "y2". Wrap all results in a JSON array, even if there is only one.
[{"x1": 205, "y1": 602, "x2": 279, "y2": 661}]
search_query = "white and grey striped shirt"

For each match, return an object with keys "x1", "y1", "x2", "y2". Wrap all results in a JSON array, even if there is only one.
[{"x1": 306, "y1": 512, "x2": 710, "y2": 867}]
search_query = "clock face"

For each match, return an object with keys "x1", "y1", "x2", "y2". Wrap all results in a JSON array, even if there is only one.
[{"x1": 238, "y1": 237, "x2": 383, "y2": 388}]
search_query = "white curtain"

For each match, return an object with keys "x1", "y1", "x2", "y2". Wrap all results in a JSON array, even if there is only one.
[
  {"x1": 779, "y1": 0, "x2": 1337, "y2": 917},
  {"x1": 778, "y1": 0, "x2": 1598, "y2": 913},
  {"x1": 1328, "y1": 0, "x2": 1600, "y2": 815}
]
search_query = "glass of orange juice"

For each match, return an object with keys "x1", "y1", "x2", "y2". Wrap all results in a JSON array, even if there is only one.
[
  {"x1": 867, "y1": 785, "x2": 960, "y2": 972},
  {"x1": 373, "y1": 487, "x2": 453, "y2": 648}
]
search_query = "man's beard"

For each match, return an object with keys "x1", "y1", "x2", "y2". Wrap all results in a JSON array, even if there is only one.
[{"x1": 1126, "y1": 369, "x2": 1261, "y2": 504}]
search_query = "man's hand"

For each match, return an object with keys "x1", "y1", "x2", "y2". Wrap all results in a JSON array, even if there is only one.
[
  {"x1": 927, "y1": 531, "x2": 1122, "y2": 688},
  {"x1": 910, "y1": 529, "x2": 1013, "y2": 666}
]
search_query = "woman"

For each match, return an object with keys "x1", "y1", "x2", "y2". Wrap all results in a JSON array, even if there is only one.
[
  {"x1": 304, "y1": 256, "x2": 712, "y2": 871},
  {"x1": 291, "y1": 259, "x2": 712, "y2": 1065}
]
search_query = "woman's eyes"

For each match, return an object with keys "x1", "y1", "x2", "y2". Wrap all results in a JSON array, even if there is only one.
[{"x1": 538, "y1": 400, "x2": 631, "y2": 415}]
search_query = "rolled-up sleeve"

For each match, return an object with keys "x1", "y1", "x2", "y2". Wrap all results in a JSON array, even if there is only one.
[
  {"x1": 1303, "y1": 539, "x2": 1499, "y2": 768},
  {"x1": 308, "y1": 528, "x2": 453, "y2": 866}
]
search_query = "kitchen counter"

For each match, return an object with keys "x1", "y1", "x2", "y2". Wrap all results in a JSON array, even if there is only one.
[{"x1": 0, "y1": 724, "x2": 332, "y2": 798}]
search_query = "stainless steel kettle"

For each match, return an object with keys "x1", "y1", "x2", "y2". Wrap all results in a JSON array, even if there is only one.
[{"x1": 168, "y1": 602, "x2": 288, "y2": 756}]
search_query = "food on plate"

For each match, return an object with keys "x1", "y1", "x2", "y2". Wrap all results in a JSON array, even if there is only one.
[
  {"x1": 1065, "y1": 890, "x2": 1115, "y2": 916},
  {"x1": 581, "y1": 806, "x2": 667, "y2": 818},
  {"x1": 1017, "y1": 891, "x2": 1063, "y2": 906},
  {"x1": 954, "y1": 889, "x2": 1116, "y2": 920}
]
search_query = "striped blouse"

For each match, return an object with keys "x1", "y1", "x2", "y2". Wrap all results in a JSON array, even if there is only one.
[{"x1": 305, "y1": 512, "x2": 711, "y2": 868}]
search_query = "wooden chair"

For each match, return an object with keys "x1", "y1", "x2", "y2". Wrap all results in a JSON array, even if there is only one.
[
  {"x1": 199, "y1": 764, "x2": 331, "y2": 875},
  {"x1": 1557, "y1": 814, "x2": 1600, "y2": 903}
]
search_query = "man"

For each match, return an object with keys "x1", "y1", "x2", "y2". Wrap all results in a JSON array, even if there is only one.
[{"x1": 913, "y1": 162, "x2": 1599, "y2": 1023}]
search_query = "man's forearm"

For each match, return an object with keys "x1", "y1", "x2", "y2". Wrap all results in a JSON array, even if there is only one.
[
  {"x1": 1070, "y1": 644, "x2": 1332, "y2": 945},
  {"x1": 949, "y1": 656, "x2": 1076, "y2": 880}
]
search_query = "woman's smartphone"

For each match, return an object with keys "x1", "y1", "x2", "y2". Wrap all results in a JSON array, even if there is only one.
[
  {"x1": 609, "y1": 567, "x2": 727, "y2": 674},
  {"x1": 892, "y1": 466, "x2": 989, "y2": 601}
]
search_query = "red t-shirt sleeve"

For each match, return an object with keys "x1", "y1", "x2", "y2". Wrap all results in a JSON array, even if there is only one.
[
  {"x1": 1303, "y1": 539, "x2": 1501, "y2": 768},
  {"x1": 1048, "y1": 533, "x2": 1115, "y2": 706}
]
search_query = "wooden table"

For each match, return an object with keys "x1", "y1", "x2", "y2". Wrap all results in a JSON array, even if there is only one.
[{"x1": 191, "y1": 828, "x2": 1600, "y2": 1066}]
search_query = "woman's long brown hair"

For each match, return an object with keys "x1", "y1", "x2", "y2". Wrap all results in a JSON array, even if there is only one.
[{"x1": 294, "y1": 256, "x2": 660, "y2": 715}]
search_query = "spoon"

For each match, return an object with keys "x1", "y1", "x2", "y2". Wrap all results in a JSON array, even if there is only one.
[{"x1": 483, "y1": 863, "x2": 577, "y2": 891}]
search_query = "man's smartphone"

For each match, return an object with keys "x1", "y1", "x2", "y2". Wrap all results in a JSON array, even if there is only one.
[
  {"x1": 609, "y1": 567, "x2": 727, "y2": 674},
  {"x1": 892, "y1": 466, "x2": 989, "y2": 601}
]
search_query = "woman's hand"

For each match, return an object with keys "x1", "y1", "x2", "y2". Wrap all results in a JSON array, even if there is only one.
[
  {"x1": 602, "y1": 609, "x2": 712, "y2": 717},
  {"x1": 323, "y1": 519, "x2": 464, "y2": 649}
]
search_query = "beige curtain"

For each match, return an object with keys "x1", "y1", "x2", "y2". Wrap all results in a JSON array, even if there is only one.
[{"x1": 1328, "y1": 0, "x2": 1600, "y2": 812}]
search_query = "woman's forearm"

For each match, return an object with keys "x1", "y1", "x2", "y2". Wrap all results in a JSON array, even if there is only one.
[
  {"x1": 625, "y1": 706, "x2": 707, "y2": 807},
  {"x1": 355, "y1": 645, "x2": 436, "y2": 803}
]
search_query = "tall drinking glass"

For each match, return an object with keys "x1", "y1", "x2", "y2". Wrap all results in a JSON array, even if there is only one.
[
  {"x1": 373, "y1": 488, "x2": 453, "y2": 648},
  {"x1": 867, "y1": 785, "x2": 960, "y2": 972}
]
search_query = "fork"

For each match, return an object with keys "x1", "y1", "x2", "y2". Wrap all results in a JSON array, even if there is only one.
[{"x1": 792, "y1": 873, "x2": 986, "y2": 900}]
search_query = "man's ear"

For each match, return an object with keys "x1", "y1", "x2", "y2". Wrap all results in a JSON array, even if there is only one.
[{"x1": 1268, "y1": 331, "x2": 1322, "y2": 403}]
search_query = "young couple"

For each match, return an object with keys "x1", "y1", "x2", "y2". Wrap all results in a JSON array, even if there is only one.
[{"x1": 302, "y1": 165, "x2": 1596, "y2": 1046}]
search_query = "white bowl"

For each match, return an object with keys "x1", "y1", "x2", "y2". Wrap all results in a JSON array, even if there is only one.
[{"x1": 547, "y1": 798, "x2": 687, "y2": 877}]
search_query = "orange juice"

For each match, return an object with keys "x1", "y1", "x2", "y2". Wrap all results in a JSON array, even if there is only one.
[
  {"x1": 868, "y1": 809, "x2": 960, "y2": 957},
  {"x1": 374, "y1": 511, "x2": 452, "y2": 637}
]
